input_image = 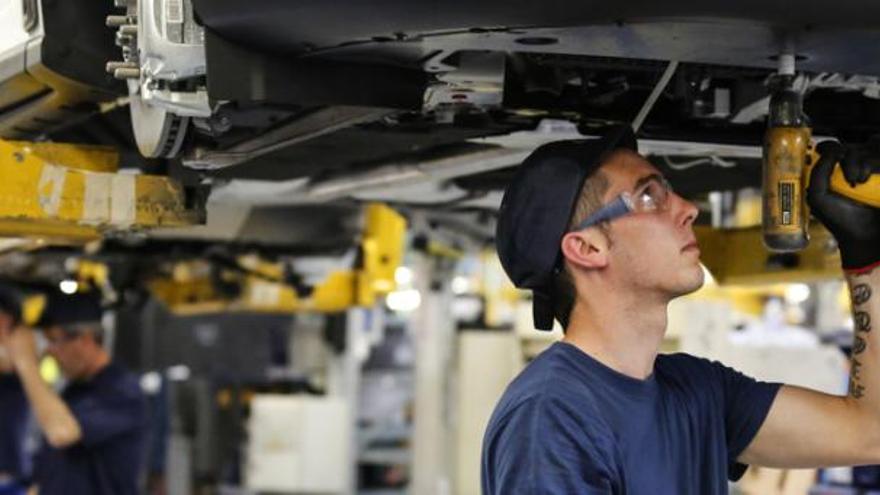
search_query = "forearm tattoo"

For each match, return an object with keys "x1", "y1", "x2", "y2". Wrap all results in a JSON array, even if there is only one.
[
  {"x1": 855, "y1": 311, "x2": 872, "y2": 333},
  {"x1": 850, "y1": 281, "x2": 874, "y2": 399},
  {"x1": 851, "y1": 358, "x2": 865, "y2": 399},
  {"x1": 853, "y1": 284, "x2": 872, "y2": 306},
  {"x1": 854, "y1": 335, "x2": 867, "y2": 354}
]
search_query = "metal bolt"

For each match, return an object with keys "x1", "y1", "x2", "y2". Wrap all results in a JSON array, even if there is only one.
[
  {"x1": 113, "y1": 67, "x2": 141, "y2": 80},
  {"x1": 115, "y1": 33, "x2": 133, "y2": 47},
  {"x1": 106, "y1": 61, "x2": 137, "y2": 73},
  {"x1": 105, "y1": 15, "x2": 130, "y2": 27},
  {"x1": 118, "y1": 24, "x2": 138, "y2": 36}
]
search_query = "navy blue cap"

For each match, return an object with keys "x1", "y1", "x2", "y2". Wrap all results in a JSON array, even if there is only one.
[
  {"x1": 495, "y1": 126, "x2": 637, "y2": 330},
  {"x1": 38, "y1": 291, "x2": 104, "y2": 328}
]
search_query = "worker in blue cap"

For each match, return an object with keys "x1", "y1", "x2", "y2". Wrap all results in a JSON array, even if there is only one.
[
  {"x1": 483, "y1": 127, "x2": 880, "y2": 493},
  {"x1": 0, "y1": 289, "x2": 146, "y2": 495}
]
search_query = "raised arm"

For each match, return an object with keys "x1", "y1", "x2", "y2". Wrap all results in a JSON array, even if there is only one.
[
  {"x1": 845, "y1": 270, "x2": 879, "y2": 402},
  {"x1": 740, "y1": 268, "x2": 880, "y2": 467},
  {"x1": 0, "y1": 323, "x2": 82, "y2": 449},
  {"x1": 738, "y1": 139, "x2": 880, "y2": 468}
]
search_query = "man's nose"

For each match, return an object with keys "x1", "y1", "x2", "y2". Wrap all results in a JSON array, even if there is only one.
[{"x1": 673, "y1": 192, "x2": 698, "y2": 227}]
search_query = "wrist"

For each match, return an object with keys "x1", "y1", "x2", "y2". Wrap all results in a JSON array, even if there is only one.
[
  {"x1": 844, "y1": 258, "x2": 880, "y2": 276},
  {"x1": 840, "y1": 243, "x2": 880, "y2": 275}
]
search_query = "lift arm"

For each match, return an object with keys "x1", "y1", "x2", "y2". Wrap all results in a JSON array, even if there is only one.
[
  {"x1": 0, "y1": 140, "x2": 205, "y2": 244},
  {"x1": 148, "y1": 203, "x2": 406, "y2": 314}
]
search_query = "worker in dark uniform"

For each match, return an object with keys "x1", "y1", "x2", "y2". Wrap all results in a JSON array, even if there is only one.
[
  {"x1": 0, "y1": 291, "x2": 146, "y2": 495},
  {"x1": 0, "y1": 348, "x2": 29, "y2": 495},
  {"x1": 483, "y1": 127, "x2": 880, "y2": 493}
]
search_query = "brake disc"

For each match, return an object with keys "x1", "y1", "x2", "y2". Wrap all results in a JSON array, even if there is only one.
[
  {"x1": 108, "y1": 0, "x2": 191, "y2": 159},
  {"x1": 129, "y1": 80, "x2": 189, "y2": 159}
]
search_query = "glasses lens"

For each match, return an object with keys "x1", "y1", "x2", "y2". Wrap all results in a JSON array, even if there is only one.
[{"x1": 633, "y1": 178, "x2": 670, "y2": 212}]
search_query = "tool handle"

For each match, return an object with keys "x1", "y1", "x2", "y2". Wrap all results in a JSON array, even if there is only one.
[{"x1": 806, "y1": 146, "x2": 880, "y2": 208}]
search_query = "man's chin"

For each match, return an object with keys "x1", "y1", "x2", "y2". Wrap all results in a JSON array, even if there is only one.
[{"x1": 671, "y1": 268, "x2": 706, "y2": 298}]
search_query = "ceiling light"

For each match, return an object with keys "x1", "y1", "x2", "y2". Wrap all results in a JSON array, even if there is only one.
[
  {"x1": 386, "y1": 289, "x2": 422, "y2": 312},
  {"x1": 59, "y1": 279, "x2": 78, "y2": 295},
  {"x1": 394, "y1": 266, "x2": 414, "y2": 286},
  {"x1": 785, "y1": 284, "x2": 811, "y2": 305}
]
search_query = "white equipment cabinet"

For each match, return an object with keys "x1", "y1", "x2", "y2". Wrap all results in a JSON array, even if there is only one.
[{"x1": 245, "y1": 395, "x2": 352, "y2": 494}]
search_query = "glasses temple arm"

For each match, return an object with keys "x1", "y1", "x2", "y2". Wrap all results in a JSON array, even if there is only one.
[{"x1": 571, "y1": 195, "x2": 633, "y2": 231}]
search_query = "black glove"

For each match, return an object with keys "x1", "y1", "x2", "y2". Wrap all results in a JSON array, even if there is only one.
[{"x1": 807, "y1": 139, "x2": 880, "y2": 274}]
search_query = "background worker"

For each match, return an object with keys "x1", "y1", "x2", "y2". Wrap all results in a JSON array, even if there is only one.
[{"x1": 0, "y1": 291, "x2": 147, "y2": 495}]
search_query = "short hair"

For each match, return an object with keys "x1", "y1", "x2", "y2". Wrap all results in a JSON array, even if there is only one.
[{"x1": 552, "y1": 167, "x2": 612, "y2": 329}]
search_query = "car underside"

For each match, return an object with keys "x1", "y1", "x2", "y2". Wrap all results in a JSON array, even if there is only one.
[{"x1": 1, "y1": 0, "x2": 880, "y2": 274}]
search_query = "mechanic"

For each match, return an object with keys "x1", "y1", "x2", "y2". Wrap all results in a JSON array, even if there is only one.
[
  {"x1": 0, "y1": 291, "x2": 146, "y2": 495},
  {"x1": 482, "y1": 126, "x2": 880, "y2": 494},
  {"x1": 0, "y1": 348, "x2": 29, "y2": 495}
]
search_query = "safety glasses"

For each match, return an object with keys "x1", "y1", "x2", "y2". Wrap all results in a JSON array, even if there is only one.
[{"x1": 570, "y1": 174, "x2": 674, "y2": 231}]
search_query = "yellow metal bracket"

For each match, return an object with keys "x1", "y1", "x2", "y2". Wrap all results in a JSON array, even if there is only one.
[
  {"x1": 356, "y1": 203, "x2": 406, "y2": 307},
  {"x1": 149, "y1": 203, "x2": 407, "y2": 315},
  {"x1": 0, "y1": 140, "x2": 204, "y2": 244}
]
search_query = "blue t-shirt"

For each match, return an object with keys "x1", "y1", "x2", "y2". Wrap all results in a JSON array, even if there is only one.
[
  {"x1": 482, "y1": 342, "x2": 781, "y2": 495},
  {"x1": 0, "y1": 373, "x2": 29, "y2": 482},
  {"x1": 34, "y1": 362, "x2": 146, "y2": 495}
]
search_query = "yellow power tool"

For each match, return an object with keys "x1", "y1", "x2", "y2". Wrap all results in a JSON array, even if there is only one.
[{"x1": 762, "y1": 78, "x2": 880, "y2": 252}]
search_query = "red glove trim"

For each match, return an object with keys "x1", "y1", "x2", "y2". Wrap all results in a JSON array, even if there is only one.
[{"x1": 845, "y1": 259, "x2": 880, "y2": 276}]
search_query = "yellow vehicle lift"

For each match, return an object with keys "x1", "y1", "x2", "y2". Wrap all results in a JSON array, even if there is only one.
[
  {"x1": 695, "y1": 223, "x2": 842, "y2": 285},
  {"x1": 148, "y1": 203, "x2": 407, "y2": 314},
  {"x1": 0, "y1": 140, "x2": 204, "y2": 245}
]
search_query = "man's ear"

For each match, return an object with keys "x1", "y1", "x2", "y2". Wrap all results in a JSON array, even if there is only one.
[{"x1": 560, "y1": 230, "x2": 610, "y2": 270}]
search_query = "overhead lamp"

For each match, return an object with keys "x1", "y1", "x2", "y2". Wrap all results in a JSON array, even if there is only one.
[
  {"x1": 451, "y1": 276, "x2": 471, "y2": 295},
  {"x1": 785, "y1": 284, "x2": 811, "y2": 305},
  {"x1": 386, "y1": 289, "x2": 422, "y2": 312},
  {"x1": 59, "y1": 279, "x2": 79, "y2": 295},
  {"x1": 394, "y1": 266, "x2": 414, "y2": 286}
]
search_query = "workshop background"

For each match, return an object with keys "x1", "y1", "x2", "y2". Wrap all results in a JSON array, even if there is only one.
[{"x1": 2, "y1": 0, "x2": 880, "y2": 494}]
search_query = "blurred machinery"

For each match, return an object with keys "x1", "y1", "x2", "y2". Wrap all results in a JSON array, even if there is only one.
[{"x1": 144, "y1": 203, "x2": 406, "y2": 315}]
